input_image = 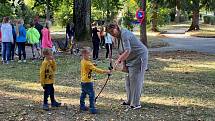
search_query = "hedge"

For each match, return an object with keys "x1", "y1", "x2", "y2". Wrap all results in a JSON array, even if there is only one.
[{"x1": 203, "y1": 15, "x2": 215, "y2": 25}]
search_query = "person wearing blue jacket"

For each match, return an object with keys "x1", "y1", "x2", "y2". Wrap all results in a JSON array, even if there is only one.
[{"x1": 16, "y1": 19, "x2": 27, "y2": 63}]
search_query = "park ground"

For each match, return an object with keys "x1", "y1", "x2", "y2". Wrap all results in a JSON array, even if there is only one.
[{"x1": 0, "y1": 22, "x2": 215, "y2": 121}]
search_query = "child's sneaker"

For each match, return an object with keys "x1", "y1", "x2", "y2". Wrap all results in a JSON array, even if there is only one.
[
  {"x1": 23, "y1": 60, "x2": 27, "y2": 63},
  {"x1": 43, "y1": 104, "x2": 49, "y2": 111},
  {"x1": 51, "y1": 101, "x2": 61, "y2": 107},
  {"x1": 18, "y1": 60, "x2": 22, "y2": 63},
  {"x1": 80, "y1": 106, "x2": 89, "y2": 111},
  {"x1": 130, "y1": 105, "x2": 141, "y2": 110},
  {"x1": 90, "y1": 108, "x2": 98, "y2": 114}
]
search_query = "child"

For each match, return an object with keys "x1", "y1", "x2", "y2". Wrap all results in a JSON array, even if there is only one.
[
  {"x1": 41, "y1": 21, "x2": 53, "y2": 53},
  {"x1": 26, "y1": 22, "x2": 41, "y2": 59},
  {"x1": 1, "y1": 17, "x2": 14, "y2": 64},
  {"x1": 16, "y1": 19, "x2": 27, "y2": 63},
  {"x1": 80, "y1": 47, "x2": 111, "y2": 114},
  {"x1": 40, "y1": 48, "x2": 61, "y2": 110},
  {"x1": 104, "y1": 32, "x2": 113, "y2": 59}
]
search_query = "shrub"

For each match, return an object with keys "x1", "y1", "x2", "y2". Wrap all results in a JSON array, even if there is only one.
[
  {"x1": 210, "y1": 16, "x2": 215, "y2": 25},
  {"x1": 203, "y1": 16, "x2": 211, "y2": 24}
]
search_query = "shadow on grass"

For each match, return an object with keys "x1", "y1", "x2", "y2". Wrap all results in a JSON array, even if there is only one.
[
  {"x1": 0, "y1": 51, "x2": 215, "y2": 120},
  {"x1": 0, "y1": 88, "x2": 214, "y2": 121}
]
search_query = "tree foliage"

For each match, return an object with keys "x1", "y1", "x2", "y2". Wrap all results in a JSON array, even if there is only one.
[
  {"x1": 0, "y1": 3, "x2": 13, "y2": 21},
  {"x1": 92, "y1": 0, "x2": 123, "y2": 22}
]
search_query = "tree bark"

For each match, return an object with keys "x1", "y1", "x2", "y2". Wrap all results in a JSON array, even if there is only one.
[
  {"x1": 140, "y1": 0, "x2": 147, "y2": 47},
  {"x1": 175, "y1": 5, "x2": 180, "y2": 23},
  {"x1": 188, "y1": 0, "x2": 200, "y2": 31},
  {"x1": 151, "y1": 1, "x2": 159, "y2": 32},
  {"x1": 46, "y1": 0, "x2": 51, "y2": 20},
  {"x1": 188, "y1": 10, "x2": 200, "y2": 31},
  {"x1": 73, "y1": 0, "x2": 91, "y2": 42}
]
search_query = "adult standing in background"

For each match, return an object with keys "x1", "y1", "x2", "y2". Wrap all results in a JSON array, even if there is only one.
[
  {"x1": 1, "y1": 17, "x2": 14, "y2": 64},
  {"x1": 65, "y1": 22, "x2": 74, "y2": 50},
  {"x1": 107, "y1": 23, "x2": 148, "y2": 109},
  {"x1": 92, "y1": 26, "x2": 100, "y2": 60}
]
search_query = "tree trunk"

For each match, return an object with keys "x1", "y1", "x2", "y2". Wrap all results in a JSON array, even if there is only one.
[
  {"x1": 175, "y1": 5, "x2": 180, "y2": 23},
  {"x1": 73, "y1": 0, "x2": 91, "y2": 42},
  {"x1": 188, "y1": 0, "x2": 200, "y2": 31},
  {"x1": 188, "y1": 10, "x2": 200, "y2": 31},
  {"x1": 107, "y1": 9, "x2": 111, "y2": 22},
  {"x1": 140, "y1": 0, "x2": 147, "y2": 47},
  {"x1": 151, "y1": 1, "x2": 159, "y2": 32},
  {"x1": 46, "y1": 0, "x2": 51, "y2": 20}
]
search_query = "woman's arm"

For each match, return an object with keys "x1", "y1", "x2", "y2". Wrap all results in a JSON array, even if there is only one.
[{"x1": 116, "y1": 49, "x2": 130, "y2": 64}]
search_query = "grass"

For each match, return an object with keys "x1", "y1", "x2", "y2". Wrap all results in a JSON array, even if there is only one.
[{"x1": 0, "y1": 50, "x2": 215, "y2": 121}]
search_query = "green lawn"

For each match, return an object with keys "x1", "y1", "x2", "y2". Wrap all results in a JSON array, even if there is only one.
[{"x1": 0, "y1": 50, "x2": 214, "y2": 120}]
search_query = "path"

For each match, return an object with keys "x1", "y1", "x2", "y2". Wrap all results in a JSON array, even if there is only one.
[{"x1": 149, "y1": 28, "x2": 215, "y2": 54}]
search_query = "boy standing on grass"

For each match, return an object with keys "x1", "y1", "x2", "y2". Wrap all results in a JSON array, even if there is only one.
[
  {"x1": 80, "y1": 47, "x2": 111, "y2": 114},
  {"x1": 40, "y1": 48, "x2": 61, "y2": 111}
]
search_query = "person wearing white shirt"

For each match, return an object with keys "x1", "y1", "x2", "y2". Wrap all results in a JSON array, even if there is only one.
[
  {"x1": 1, "y1": 17, "x2": 14, "y2": 64},
  {"x1": 104, "y1": 33, "x2": 113, "y2": 59}
]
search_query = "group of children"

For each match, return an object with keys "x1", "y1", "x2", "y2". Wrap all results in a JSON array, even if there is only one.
[
  {"x1": 0, "y1": 16, "x2": 53, "y2": 64},
  {"x1": 1, "y1": 17, "x2": 115, "y2": 114},
  {"x1": 40, "y1": 47, "x2": 111, "y2": 114}
]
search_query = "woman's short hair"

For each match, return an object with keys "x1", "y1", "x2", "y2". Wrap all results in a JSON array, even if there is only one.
[{"x1": 106, "y1": 23, "x2": 119, "y2": 33}]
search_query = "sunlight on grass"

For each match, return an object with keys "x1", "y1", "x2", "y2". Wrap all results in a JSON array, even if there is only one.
[
  {"x1": 155, "y1": 57, "x2": 215, "y2": 73},
  {"x1": 1, "y1": 78, "x2": 214, "y2": 109},
  {"x1": 0, "y1": 50, "x2": 215, "y2": 120},
  {"x1": 0, "y1": 79, "x2": 81, "y2": 94}
]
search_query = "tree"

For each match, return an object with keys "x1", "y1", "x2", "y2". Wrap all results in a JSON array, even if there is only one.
[
  {"x1": 32, "y1": 0, "x2": 63, "y2": 20},
  {"x1": 73, "y1": 0, "x2": 91, "y2": 42},
  {"x1": 150, "y1": 0, "x2": 159, "y2": 32},
  {"x1": 182, "y1": 0, "x2": 215, "y2": 31},
  {"x1": 140, "y1": 0, "x2": 147, "y2": 47},
  {"x1": 92, "y1": 0, "x2": 123, "y2": 22},
  {"x1": 187, "y1": 0, "x2": 200, "y2": 31}
]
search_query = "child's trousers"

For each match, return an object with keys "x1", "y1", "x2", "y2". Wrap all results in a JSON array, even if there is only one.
[
  {"x1": 43, "y1": 84, "x2": 55, "y2": 104},
  {"x1": 80, "y1": 82, "x2": 95, "y2": 110}
]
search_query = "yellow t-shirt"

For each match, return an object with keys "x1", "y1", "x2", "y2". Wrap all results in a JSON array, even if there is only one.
[
  {"x1": 40, "y1": 58, "x2": 57, "y2": 85},
  {"x1": 81, "y1": 59, "x2": 106, "y2": 83}
]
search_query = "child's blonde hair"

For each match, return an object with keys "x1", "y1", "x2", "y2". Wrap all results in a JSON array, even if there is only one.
[
  {"x1": 81, "y1": 47, "x2": 91, "y2": 55},
  {"x1": 43, "y1": 48, "x2": 52, "y2": 56}
]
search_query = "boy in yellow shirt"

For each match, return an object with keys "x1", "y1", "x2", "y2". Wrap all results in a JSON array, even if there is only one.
[
  {"x1": 40, "y1": 48, "x2": 61, "y2": 110},
  {"x1": 80, "y1": 47, "x2": 111, "y2": 114}
]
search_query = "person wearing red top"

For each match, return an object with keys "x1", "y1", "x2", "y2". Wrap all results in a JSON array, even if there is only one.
[{"x1": 42, "y1": 21, "x2": 52, "y2": 49}]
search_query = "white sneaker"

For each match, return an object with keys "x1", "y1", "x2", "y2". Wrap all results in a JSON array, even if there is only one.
[
  {"x1": 130, "y1": 105, "x2": 142, "y2": 110},
  {"x1": 18, "y1": 60, "x2": 22, "y2": 63},
  {"x1": 23, "y1": 60, "x2": 27, "y2": 63}
]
